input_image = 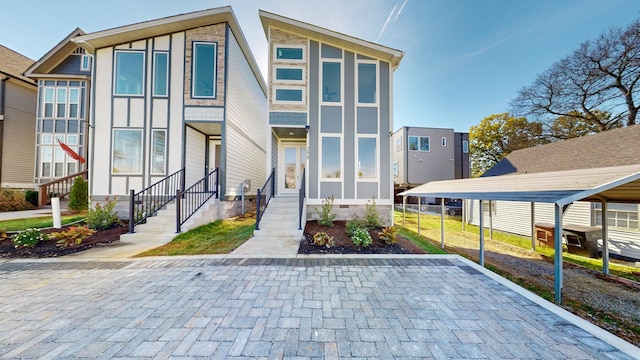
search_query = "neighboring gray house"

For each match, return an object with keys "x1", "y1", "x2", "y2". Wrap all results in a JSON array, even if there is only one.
[
  {"x1": 468, "y1": 124, "x2": 640, "y2": 261},
  {"x1": 24, "y1": 28, "x2": 90, "y2": 185},
  {"x1": 259, "y1": 10, "x2": 404, "y2": 222},
  {"x1": 392, "y1": 126, "x2": 469, "y2": 201},
  {"x1": 0, "y1": 45, "x2": 37, "y2": 189}
]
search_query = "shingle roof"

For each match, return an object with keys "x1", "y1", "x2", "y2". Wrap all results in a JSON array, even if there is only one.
[
  {"x1": 483, "y1": 124, "x2": 640, "y2": 177},
  {"x1": 0, "y1": 45, "x2": 35, "y2": 84}
]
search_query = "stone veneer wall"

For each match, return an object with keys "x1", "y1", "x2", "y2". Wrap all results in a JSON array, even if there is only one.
[
  {"x1": 269, "y1": 28, "x2": 308, "y2": 113},
  {"x1": 184, "y1": 23, "x2": 227, "y2": 107}
]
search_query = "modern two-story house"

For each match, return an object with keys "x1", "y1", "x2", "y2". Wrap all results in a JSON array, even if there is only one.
[
  {"x1": 392, "y1": 126, "x2": 469, "y2": 202},
  {"x1": 0, "y1": 45, "x2": 37, "y2": 189},
  {"x1": 259, "y1": 10, "x2": 404, "y2": 223},
  {"x1": 71, "y1": 7, "x2": 267, "y2": 218}
]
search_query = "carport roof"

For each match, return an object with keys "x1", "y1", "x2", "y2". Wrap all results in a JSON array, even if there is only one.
[{"x1": 399, "y1": 164, "x2": 640, "y2": 206}]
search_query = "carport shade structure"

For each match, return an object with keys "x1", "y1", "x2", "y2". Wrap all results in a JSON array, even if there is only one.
[{"x1": 399, "y1": 164, "x2": 640, "y2": 304}]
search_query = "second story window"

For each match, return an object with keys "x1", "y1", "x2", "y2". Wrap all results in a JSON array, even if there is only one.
[
  {"x1": 114, "y1": 51, "x2": 145, "y2": 96},
  {"x1": 192, "y1": 42, "x2": 217, "y2": 98},
  {"x1": 322, "y1": 61, "x2": 341, "y2": 103},
  {"x1": 357, "y1": 62, "x2": 376, "y2": 104},
  {"x1": 80, "y1": 55, "x2": 91, "y2": 71},
  {"x1": 275, "y1": 46, "x2": 304, "y2": 61},
  {"x1": 463, "y1": 140, "x2": 469, "y2": 153},
  {"x1": 409, "y1": 136, "x2": 430, "y2": 152},
  {"x1": 153, "y1": 52, "x2": 169, "y2": 97}
]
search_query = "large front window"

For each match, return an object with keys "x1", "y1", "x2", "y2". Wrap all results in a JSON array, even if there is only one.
[
  {"x1": 358, "y1": 138, "x2": 377, "y2": 179},
  {"x1": 114, "y1": 51, "x2": 144, "y2": 96},
  {"x1": 322, "y1": 62, "x2": 341, "y2": 103},
  {"x1": 321, "y1": 137, "x2": 341, "y2": 178},
  {"x1": 358, "y1": 63, "x2": 376, "y2": 104},
  {"x1": 192, "y1": 42, "x2": 217, "y2": 98},
  {"x1": 112, "y1": 129, "x2": 142, "y2": 174},
  {"x1": 594, "y1": 203, "x2": 639, "y2": 230}
]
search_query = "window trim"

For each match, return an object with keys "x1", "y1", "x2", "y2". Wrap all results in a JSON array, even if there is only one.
[
  {"x1": 191, "y1": 42, "x2": 218, "y2": 99},
  {"x1": 80, "y1": 54, "x2": 91, "y2": 71},
  {"x1": 150, "y1": 129, "x2": 167, "y2": 175},
  {"x1": 153, "y1": 51, "x2": 169, "y2": 97},
  {"x1": 111, "y1": 128, "x2": 143, "y2": 175},
  {"x1": 43, "y1": 87, "x2": 54, "y2": 118},
  {"x1": 356, "y1": 135, "x2": 378, "y2": 182},
  {"x1": 69, "y1": 88, "x2": 80, "y2": 118},
  {"x1": 273, "y1": 44, "x2": 306, "y2": 63},
  {"x1": 356, "y1": 60, "x2": 378, "y2": 106},
  {"x1": 273, "y1": 65, "x2": 306, "y2": 84},
  {"x1": 113, "y1": 50, "x2": 145, "y2": 97},
  {"x1": 320, "y1": 60, "x2": 343, "y2": 105},
  {"x1": 273, "y1": 86, "x2": 306, "y2": 105}
]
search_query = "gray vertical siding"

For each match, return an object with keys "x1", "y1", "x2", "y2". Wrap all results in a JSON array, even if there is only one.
[
  {"x1": 344, "y1": 51, "x2": 355, "y2": 199},
  {"x1": 309, "y1": 41, "x2": 319, "y2": 199},
  {"x1": 379, "y1": 61, "x2": 390, "y2": 200}
]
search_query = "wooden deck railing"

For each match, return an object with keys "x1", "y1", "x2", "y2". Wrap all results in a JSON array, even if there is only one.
[{"x1": 38, "y1": 170, "x2": 88, "y2": 207}]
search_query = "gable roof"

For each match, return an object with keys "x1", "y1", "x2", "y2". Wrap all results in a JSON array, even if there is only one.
[
  {"x1": 24, "y1": 28, "x2": 87, "y2": 79},
  {"x1": 259, "y1": 10, "x2": 404, "y2": 69},
  {"x1": 73, "y1": 7, "x2": 266, "y2": 95},
  {"x1": 483, "y1": 124, "x2": 640, "y2": 177},
  {"x1": 0, "y1": 45, "x2": 35, "y2": 85}
]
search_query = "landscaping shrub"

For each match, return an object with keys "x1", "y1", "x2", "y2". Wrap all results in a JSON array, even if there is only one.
[
  {"x1": 68, "y1": 177, "x2": 88, "y2": 211},
  {"x1": 0, "y1": 189, "x2": 35, "y2": 212},
  {"x1": 315, "y1": 195, "x2": 336, "y2": 227},
  {"x1": 364, "y1": 198, "x2": 383, "y2": 229},
  {"x1": 350, "y1": 227, "x2": 372, "y2": 248},
  {"x1": 86, "y1": 197, "x2": 120, "y2": 230},
  {"x1": 312, "y1": 231, "x2": 334, "y2": 248},
  {"x1": 12, "y1": 228, "x2": 46, "y2": 248},
  {"x1": 25, "y1": 190, "x2": 38, "y2": 207},
  {"x1": 378, "y1": 226, "x2": 398, "y2": 245},
  {"x1": 345, "y1": 218, "x2": 367, "y2": 237},
  {"x1": 50, "y1": 226, "x2": 96, "y2": 247}
]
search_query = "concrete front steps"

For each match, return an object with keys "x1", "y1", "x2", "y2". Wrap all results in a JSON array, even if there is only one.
[
  {"x1": 70, "y1": 197, "x2": 221, "y2": 258},
  {"x1": 230, "y1": 196, "x2": 303, "y2": 257}
]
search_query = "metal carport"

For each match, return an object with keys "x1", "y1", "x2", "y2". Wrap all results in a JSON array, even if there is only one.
[{"x1": 399, "y1": 164, "x2": 640, "y2": 303}]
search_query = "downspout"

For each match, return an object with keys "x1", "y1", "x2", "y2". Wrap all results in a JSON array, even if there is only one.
[{"x1": 0, "y1": 76, "x2": 8, "y2": 184}]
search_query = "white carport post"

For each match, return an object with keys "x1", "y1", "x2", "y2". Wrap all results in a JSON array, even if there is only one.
[
  {"x1": 554, "y1": 203, "x2": 570, "y2": 304},
  {"x1": 440, "y1": 197, "x2": 445, "y2": 249},
  {"x1": 601, "y1": 200, "x2": 610, "y2": 275},
  {"x1": 402, "y1": 196, "x2": 406, "y2": 228},
  {"x1": 417, "y1": 197, "x2": 421, "y2": 237},
  {"x1": 489, "y1": 201, "x2": 493, "y2": 240},
  {"x1": 531, "y1": 202, "x2": 536, "y2": 251},
  {"x1": 461, "y1": 199, "x2": 466, "y2": 232},
  {"x1": 479, "y1": 200, "x2": 485, "y2": 267}
]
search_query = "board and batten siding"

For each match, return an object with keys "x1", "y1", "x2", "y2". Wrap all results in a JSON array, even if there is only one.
[
  {"x1": 184, "y1": 126, "x2": 206, "y2": 186},
  {"x1": 1, "y1": 81, "x2": 36, "y2": 188},
  {"x1": 223, "y1": 29, "x2": 267, "y2": 199}
]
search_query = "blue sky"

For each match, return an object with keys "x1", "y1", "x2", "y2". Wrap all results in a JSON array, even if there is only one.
[{"x1": 2, "y1": 0, "x2": 639, "y2": 132}]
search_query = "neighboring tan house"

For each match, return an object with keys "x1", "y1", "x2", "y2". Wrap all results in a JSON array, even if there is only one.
[
  {"x1": 0, "y1": 45, "x2": 37, "y2": 189},
  {"x1": 259, "y1": 10, "x2": 404, "y2": 223},
  {"x1": 72, "y1": 7, "x2": 267, "y2": 218},
  {"x1": 392, "y1": 126, "x2": 469, "y2": 202},
  {"x1": 24, "y1": 28, "x2": 90, "y2": 186},
  {"x1": 468, "y1": 124, "x2": 640, "y2": 261}
]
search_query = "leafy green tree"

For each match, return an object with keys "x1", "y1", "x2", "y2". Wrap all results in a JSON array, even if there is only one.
[
  {"x1": 470, "y1": 113, "x2": 546, "y2": 177},
  {"x1": 68, "y1": 176, "x2": 88, "y2": 211}
]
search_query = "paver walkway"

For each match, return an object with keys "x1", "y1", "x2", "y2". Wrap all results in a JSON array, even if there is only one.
[{"x1": 0, "y1": 255, "x2": 638, "y2": 359}]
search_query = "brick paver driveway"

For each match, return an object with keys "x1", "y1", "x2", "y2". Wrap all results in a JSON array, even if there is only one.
[{"x1": 0, "y1": 256, "x2": 637, "y2": 359}]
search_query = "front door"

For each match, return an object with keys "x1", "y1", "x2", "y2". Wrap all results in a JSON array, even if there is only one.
[{"x1": 279, "y1": 142, "x2": 306, "y2": 195}]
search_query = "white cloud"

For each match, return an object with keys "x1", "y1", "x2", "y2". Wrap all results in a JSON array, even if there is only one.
[
  {"x1": 376, "y1": 4, "x2": 397, "y2": 42},
  {"x1": 396, "y1": 0, "x2": 409, "y2": 20}
]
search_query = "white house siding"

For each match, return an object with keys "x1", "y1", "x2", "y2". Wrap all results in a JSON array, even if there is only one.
[
  {"x1": 184, "y1": 126, "x2": 206, "y2": 186},
  {"x1": 89, "y1": 47, "x2": 113, "y2": 196},
  {"x1": 223, "y1": 30, "x2": 267, "y2": 199},
  {"x1": 168, "y1": 33, "x2": 185, "y2": 177},
  {"x1": 1, "y1": 81, "x2": 36, "y2": 188}
]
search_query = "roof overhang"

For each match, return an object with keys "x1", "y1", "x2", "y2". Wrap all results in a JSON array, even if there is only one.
[
  {"x1": 400, "y1": 164, "x2": 640, "y2": 206},
  {"x1": 259, "y1": 10, "x2": 404, "y2": 69},
  {"x1": 73, "y1": 7, "x2": 266, "y2": 95},
  {"x1": 24, "y1": 28, "x2": 86, "y2": 78}
]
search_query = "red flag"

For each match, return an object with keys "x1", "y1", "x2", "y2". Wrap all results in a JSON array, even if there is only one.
[{"x1": 57, "y1": 138, "x2": 86, "y2": 164}]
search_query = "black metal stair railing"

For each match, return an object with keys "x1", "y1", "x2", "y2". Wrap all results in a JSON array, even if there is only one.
[
  {"x1": 255, "y1": 168, "x2": 275, "y2": 231},
  {"x1": 128, "y1": 168, "x2": 184, "y2": 233},
  {"x1": 298, "y1": 169, "x2": 306, "y2": 230},
  {"x1": 175, "y1": 168, "x2": 219, "y2": 233}
]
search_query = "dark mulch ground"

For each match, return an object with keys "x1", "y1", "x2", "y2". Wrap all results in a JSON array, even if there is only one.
[
  {"x1": 299, "y1": 220, "x2": 426, "y2": 255},
  {"x1": 0, "y1": 223, "x2": 128, "y2": 258}
]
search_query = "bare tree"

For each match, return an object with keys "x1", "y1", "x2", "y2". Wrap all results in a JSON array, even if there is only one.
[{"x1": 512, "y1": 19, "x2": 640, "y2": 129}]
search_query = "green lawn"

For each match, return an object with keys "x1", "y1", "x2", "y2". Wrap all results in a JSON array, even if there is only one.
[
  {"x1": 137, "y1": 215, "x2": 255, "y2": 256},
  {"x1": 394, "y1": 210, "x2": 640, "y2": 282},
  {"x1": 0, "y1": 214, "x2": 87, "y2": 232}
]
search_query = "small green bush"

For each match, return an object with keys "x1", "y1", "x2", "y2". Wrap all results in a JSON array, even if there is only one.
[
  {"x1": 364, "y1": 198, "x2": 383, "y2": 229},
  {"x1": 68, "y1": 177, "x2": 88, "y2": 211},
  {"x1": 345, "y1": 218, "x2": 367, "y2": 237},
  {"x1": 350, "y1": 227, "x2": 372, "y2": 248},
  {"x1": 315, "y1": 195, "x2": 336, "y2": 227},
  {"x1": 25, "y1": 190, "x2": 38, "y2": 207},
  {"x1": 12, "y1": 228, "x2": 46, "y2": 248},
  {"x1": 86, "y1": 197, "x2": 120, "y2": 230},
  {"x1": 312, "y1": 231, "x2": 334, "y2": 248}
]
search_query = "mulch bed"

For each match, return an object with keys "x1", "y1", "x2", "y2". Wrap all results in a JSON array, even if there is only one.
[
  {"x1": 0, "y1": 223, "x2": 128, "y2": 258},
  {"x1": 299, "y1": 220, "x2": 426, "y2": 255}
]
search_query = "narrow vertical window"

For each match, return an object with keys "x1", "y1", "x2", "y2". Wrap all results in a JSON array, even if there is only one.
[
  {"x1": 43, "y1": 88, "x2": 54, "y2": 117},
  {"x1": 393, "y1": 162, "x2": 399, "y2": 177},
  {"x1": 80, "y1": 55, "x2": 91, "y2": 71},
  {"x1": 395, "y1": 137, "x2": 402, "y2": 152},
  {"x1": 321, "y1": 137, "x2": 341, "y2": 178},
  {"x1": 114, "y1": 51, "x2": 145, "y2": 95},
  {"x1": 463, "y1": 140, "x2": 469, "y2": 153},
  {"x1": 112, "y1": 129, "x2": 143, "y2": 174},
  {"x1": 420, "y1": 137, "x2": 430, "y2": 152},
  {"x1": 192, "y1": 42, "x2": 216, "y2": 98},
  {"x1": 441, "y1": 137, "x2": 446, "y2": 146},
  {"x1": 151, "y1": 130, "x2": 166, "y2": 175},
  {"x1": 322, "y1": 62, "x2": 341, "y2": 102},
  {"x1": 408, "y1": 136, "x2": 419, "y2": 151},
  {"x1": 69, "y1": 88, "x2": 79, "y2": 118},
  {"x1": 357, "y1": 63, "x2": 376, "y2": 104},
  {"x1": 56, "y1": 88, "x2": 67, "y2": 117},
  {"x1": 153, "y1": 52, "x2": 169, "y2": 97},
  {"x1": 41, "y1": 147, "x2": 52, "y2": 177},
  {"x1": 358, "y1": 138, "x2": 377, "y2": 179}
]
